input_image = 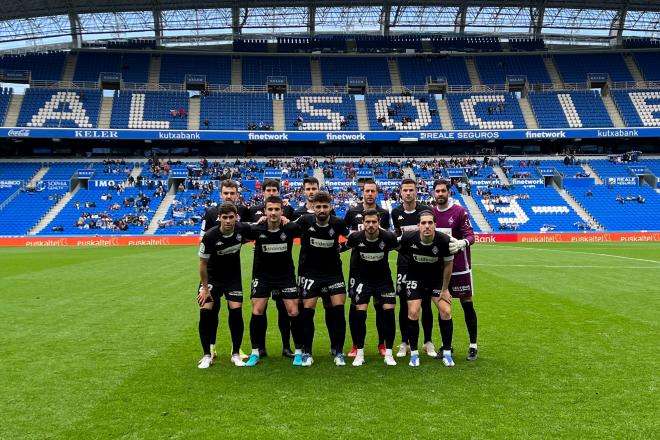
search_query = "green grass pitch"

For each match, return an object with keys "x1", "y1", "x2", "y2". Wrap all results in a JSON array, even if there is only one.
[{"x1": 1, "y1": 242, "x2": 658, "y2": 439}]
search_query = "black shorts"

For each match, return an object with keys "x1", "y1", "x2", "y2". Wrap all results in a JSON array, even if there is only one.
[
  {"x1": 396, "y1": 270, "x2": 409, "y2": 297},
  {"x1": 349, "y1": 277, "x2": 396, "y2": 305},
  {"x1": 251, "y1": 276, "x2": 298, "y2": 300},
  {"x1": 401, "y1": 279, "x2": 442, "y2": 301},
  {"x1": 298, "y1": 274, "x2": 346, "y2": 299},
  {"x1": 198, "y1": 278, "x2": 244, "y2": 304}
]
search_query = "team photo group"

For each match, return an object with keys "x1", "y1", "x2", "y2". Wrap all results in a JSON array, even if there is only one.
[{"x1": 196, "y1": 176, "x2": 478, "y2": 369}]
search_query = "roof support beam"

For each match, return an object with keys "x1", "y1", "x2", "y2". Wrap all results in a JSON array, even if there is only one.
[
  {"x1": 232, "y1": 6, "x2": 241, "y2": 37},
  {"x1": 454, "y1": 5, "x2": 467, "y2": 33},
  {"x1": 530, "y1": 6, "x2": 544, "y2": 35},
  {"x1": 609, "y1": 7, "x2": 627, "y2": 44},
  {"x1": 381, "y1": 3, "x2": 391, "y2": 36},
  {"x1": 153, "y1": 9, "x2": 163, "y2": 47},
  {"x1": 69, "y1": 12, "x2": 81, "y2": 48},
  {"x1": 308, "y1": 5, "x2": 315, "y2": 36}
]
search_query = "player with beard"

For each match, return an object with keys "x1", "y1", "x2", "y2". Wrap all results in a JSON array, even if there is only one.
[
  {"x1": 391, "y1": 178, "x2": 437, "y2": 359},
  {"x1": 342, "y1": 209, "x2": 399, "y2": 367},
  {"x1": 397, "y1": 211, "x2": 453, "y2": 367},
  {"x1": 197, "y1": 203, "x2": 250, "y2": 368},
  {"x1": 248, "y1": 179, "x2": 296, "y2": 359},
  {"x1": 432, "y1": 179, "x2": 478, "y2": 365},
  {"x1": 343, "y1": 180, "x2": 391, "y2": 358},
  {"x1": 295, "y1": 191, "x2": 350, "y2": 366},
  {"x1": 244, "y1": 196, "x2": 304, "y2": 367}
]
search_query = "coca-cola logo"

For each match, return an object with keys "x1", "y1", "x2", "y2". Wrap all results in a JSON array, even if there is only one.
[{"x1": 8, "y1": 129, "x2": 30, "y2": 137}]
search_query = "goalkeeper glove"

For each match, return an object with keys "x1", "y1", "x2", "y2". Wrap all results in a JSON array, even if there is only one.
[{"x1": 448, "y1": 236, "x2": 468, "y2": 255}]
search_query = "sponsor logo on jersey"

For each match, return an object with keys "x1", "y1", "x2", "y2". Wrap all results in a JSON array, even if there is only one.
[
  {"x1": 262, "y1": 243, "x2": 288, "y2": 253},
  {"x1": 358, "y1": 243, "x2": 366, "y2": 247},
  {"x1": 328, "y1": 282, "x2": 345, "y2": 289},
  {"x1": 199, "y1": 243, "x2": 206, "y2": 254},
  {"x1": 411, "y1": 244, "x2": 418, "y2": 249},
  {"x1": 259, "y1": 234, "x2": 267, "y2": 239},
  {"x1": 310, "y1": 237, "x2": 335, "y2": 248},
  {"x1": 400, "y1": 225, "x2": 419, "y2": 232},
  {"x1": 360, "y1": 252, "x2": 384, "y2": 262},
  {"x1": 309, "y1": 226, "x2": 316, "y2": 232},
  {"x1": 356, "y1": 214, "x2": 362, "y2": 218},
  {"x1": 218, "y1": 243, "x2": 242, "y2": 255},
  {"x1": 398, "y1": 215, "x2": 404, "y2": 220},
  {"x1": 413, "y1": 254, "x2": 439, "y2": 263}
]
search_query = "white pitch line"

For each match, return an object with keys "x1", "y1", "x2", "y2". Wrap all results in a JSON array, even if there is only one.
[
  {"x1": 476, "y1": 245, "x2": 660, "y2": 265},
  {"x1": 479, "y1": 264, "x2": 660, "y2": 269}
]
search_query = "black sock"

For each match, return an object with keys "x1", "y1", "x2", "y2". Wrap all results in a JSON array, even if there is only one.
[
  {"x1": 439, "y1": 318, "x2": 454, "y2": 352},
  {"x1": 349, "y1": 303, "x2": 357, "y2": 347},
  {"x1": 250, "y1": 313, "x2": 265, "y2": 351},
  {"x1": 374, "y1": 302, "x2": 385, "y2": 345},
  {"x1": 407, "y1": 318, "x2": 420, "y2": 351},
  {"x1": 383, "y1": 308, "x2": 395, "y2": 350},
  {"x1": 461, "y1": 301, "x2": 478, "y2": 344},
  {"x1": 323, "y1": 301, "x2": 335, "y2": 351},
  {"x1": 209, "y1": 299, "x2": 220, "y2": 345},
  {"x1": 303, "y1": 307, "x2": 316, "y2": 355},
  {"x1": 290, "y1": 311, "x2": 304, "y2": 351},
  {"x1": 354, "y1": 309, "x2": 367, "y2": 349},
  {"x1": 276, "y1": 297, "x2": 291, "y2": 351},
  {"x1": 227, "y1": 307, "x2": 244, "y2": 355},
  {"x1": 333, "y1": 304, "x2": 346, "y2": 354},
  {"x1": 261, "y1": 306, "x2": 268, "y2": 350},
  {"x1": 398, "y1": 297, "x2": 409, "y2": 344},
  {"x1": 199, "y1": 308, "x2": 213, "y2": 355},
  {"x1": 421, "y1": 295, "x2": 433, "y2": 343}
]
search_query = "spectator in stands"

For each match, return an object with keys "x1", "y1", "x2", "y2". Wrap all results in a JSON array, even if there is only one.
[
  {"x1": 203, "y1": 119, "x2": 209, "y2": 127},
  {"x1": 178, "y1": 107, "x2": 187, "y2": 118},
  {"x1": 586, "y1": 189, "x2": 593, "y2": 197},
  {"x1": 616, "y1": 195, "x2": 624, "y2": 204},
  {"x1": 170, "y1": 109, "x2": 177, "y2": 118},
  {"x1": 637, "y1": 195, "x2": 646, "y2": 204}
]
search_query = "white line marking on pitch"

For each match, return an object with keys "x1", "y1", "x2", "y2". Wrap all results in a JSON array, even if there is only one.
[
  {"x1": 479, "y1": 264, "x2": 659, "y2": 269},
  {"x1": 477, "y1": 246, "x2": 660, "y2": 265}
]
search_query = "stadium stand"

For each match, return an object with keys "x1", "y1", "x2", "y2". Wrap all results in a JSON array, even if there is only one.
[
  {"x1": 475, "y1": 186, "x2": 583, "y2": 232},
  {"x1": 528, "y1": 91, "x2": 613, "y2": 128},
  {"x1": 159, "y1": 54, "x2": 232, "y2": 85},
  {"x1": 430, "y1": 36, "x2": 501, "y2": 52},
  {"x1": 0, "y1": 51, "x2": 66, "y2": 81},
  {"x1": 397, "y1": 56, "x2": 470, "y2": 87},
  {"x1": 553, "y1": 53, "x2": 633, "y2": 83},
  {"x1": 0, "y1": 88, "x2": 13, "y2": 125},
  {"x1": 17, "y1": 89, "x2": 103, "y2": 128},
  {"x1": 0, "y1": 162, "x2": 41, "y2": 180},
  {"x1": 569, "y1": 185, "x2": 660, "y2": 231},
  {"x1": 199, "y1": 93, "x2": 274, "y2": 130},
  {"x1": 365, "y1": 94, "x2": 441, "y2": 130},
  {"x1": 73, "y1": 51, "x2": 150, "y2": 83},
  {"x1": 0, "y1": 188, "x2": 63, "y2": 235},
  {"x1": 242, "y1": 56, "x2": 312, "y2": 86},
  {"x1": 284, "y1": 94, "x2": 357, "y2": 131},
  {"x1": 588, "y1": 159, "x2": 639, "y2": 179},
  {"x1": 447, "y1": 93, "x2": 526, "y2": 129},
  {"x1": 611, "y1": 90, "x2": 660, "y2": 127},
  {"x1": 234, "y1": 39, "x2": 269, "y2": 53},
  {"x1": 40, "y1": 162, "x2": 85, "y2": 180},
  {"x1": 475, "y1": 55, "x2": 550, "y2": 85},
  {"x1": 508, "y1": 38, "x2": 546, "y2": 52},
  {"x1": 631, "y1": 52, "x2": 660, "y2": 81},
  {"x1": 320, "y1": 57, "x2": 391, "y2": 87},
  {"x1": 110, "y1": 91, "x2": 189, "y2": 129}
]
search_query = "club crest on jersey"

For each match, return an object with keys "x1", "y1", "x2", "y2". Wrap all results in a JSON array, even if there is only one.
[
  {"x1": 280, "y1": 232, "x2": 287, "y2": 241},
  {"x1": 448, "y1": 217, "x2": 454, "y2": 225},
  {"x1": 236, "y1": 234, "x2": 242, "y2": 241},
  {"x1": 328, "y1": 228, "x2": 334, "y2": 237},
  {"x1": 379, "y1": 241, "x2": 385, "y2": 250},
  {"x1": 432, "y1": 246, "x2": 439, "y2": 254}
]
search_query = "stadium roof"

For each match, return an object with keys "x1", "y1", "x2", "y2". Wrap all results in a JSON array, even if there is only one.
[{"x1": 1, "y1": 1, "x2": 659, "y2": 50}]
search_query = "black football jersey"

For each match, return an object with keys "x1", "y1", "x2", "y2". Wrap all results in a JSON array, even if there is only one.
[
  {"x1": 398, "y1": 230, "x2": 452, "y2": 286},
  {"x1": 198, "y1": 223, "x2": 251, "y2": 282},
  {"x1": 297, "y1": 214, "x2": 349, "y2": 278},
  {"x1": 201, "y1": 204, "x2": 250, "y2": 233},
  {"x1": 248, "y1": 204, "x2": 295, "y2": 223},
  {"x1": 391, "y1": 202, "x2": 429, "y2": 268},
  {"x1": 246, "y1": 222, "x2": 302, "y2": 282},
  {"x1": 343, "y1": 204, "x2": 391, "y2": 232},
  {"x1": 346, "y1": 229, "x2": 399, "y2": 284}
]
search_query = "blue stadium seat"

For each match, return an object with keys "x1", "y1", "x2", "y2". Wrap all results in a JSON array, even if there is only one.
[
  {"x1": 397, "y1": 56, "x2": 470, "y2": 87},
  {"x1": 446, "y1": 93, "x2": 526, "y2": 129},
  {"x1": 0, "y1": 88, "x2": 13, "y2": 125},
  {"x1": 320, "y1": 57, "x2": 391, "y2": 87},
  {"x1": 475, "y1": 55, "x2": 550, "y2": 85},
  {"x1": 242, "y1": 56, "x2": 312, "y2": 86},
  {"x1": 17, "y1": 89, "x2": 102, "y2": 128},
  {"x1": 284, "y1": 94, "x2": 357, "y2": 131},
  {"x1": 0, "y1": 188, "x2": 62, "y2": 235},
  {"x1": 110, "y1": 91, "x2": 189, "y2": 129},
  {"x1": 553, "y1": 53, "x2": 633, "y2": 83},
  {"x1": 611, "y1": 90, "x2": 660, "y2": 127},
  {"x1": 159, "y1": 54, "x2": 232, "y2": 85},
  {"x1": 632, "y1": 52, "x2": 660, "y2": 82},
  {"x1": 73, "y1": 51, "x2": 150, "y2": 83},
  {"x1": 0, "y1": 52, "x2": 66, "y2": 81},
  {"x1": 528, "y1": 91, "x2": 612, "y2": 128},
  {"x1": 365, "y1": 94, "x2": 441, "y2": 130},
  {"x1": 199, "y1": 93, "x2": 274, "y2": 130}
]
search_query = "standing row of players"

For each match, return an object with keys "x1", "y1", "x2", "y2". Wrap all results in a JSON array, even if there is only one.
[{"x1": 197, "y1": 177, "x2": 478, "y2": 368}]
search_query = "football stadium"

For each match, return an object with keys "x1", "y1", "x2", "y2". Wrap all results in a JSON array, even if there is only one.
[{"x1": 0, "y1": 0, "x2": 659, "y2": 438}]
